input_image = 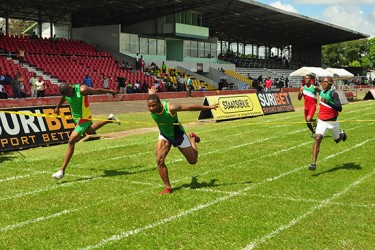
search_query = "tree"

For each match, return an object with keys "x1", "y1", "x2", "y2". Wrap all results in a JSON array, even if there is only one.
[
  {"x1": 322, "y1": 39, "x2": 368, "y2": 68},
  {"x1": 362, "y1": 37, "x2": 375, "y2": 69}
]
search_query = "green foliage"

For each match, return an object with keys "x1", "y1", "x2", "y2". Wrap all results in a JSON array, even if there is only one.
[
  {"x1": 349, "y1": 60, "x2": 361, "y2": 67},
  {"x1": 362, "y1": 37, "x2": 375, "y2": 68},
  {"x1": 322, "y1": 39, "x2": 369, "y2": 68}
]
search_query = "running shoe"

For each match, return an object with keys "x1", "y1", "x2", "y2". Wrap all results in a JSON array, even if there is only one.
[
  {"x1": 108, "y1": 114, "x2": 121, "y2": 125},
  {"x1": 52, "y1": 170, "x2": 64, "y2": 180},
  {"x1": 160, "y1": 187, "x2": 173, "y2": 194},
  {"x1": 308, "y1": 163, "x2": 316, "y2": 171},
  {"x1": 189, "y1": 132, "x2": 200, "y2": 143},
  {"x1": 340, "y1": 130, "x2": 347, "y2": 142}
]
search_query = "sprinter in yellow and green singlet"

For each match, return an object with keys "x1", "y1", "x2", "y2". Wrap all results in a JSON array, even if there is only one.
[{"x1": 52, "y1": 83, "x2": 121, "y2": 180}]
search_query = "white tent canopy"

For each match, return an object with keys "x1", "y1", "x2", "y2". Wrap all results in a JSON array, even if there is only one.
[
  {"x1": 326, "y1": 68, "x2": 354, "y2": 79},
  {"x1": 289, "y1": 67, "x2": 333, "y2": 78}
]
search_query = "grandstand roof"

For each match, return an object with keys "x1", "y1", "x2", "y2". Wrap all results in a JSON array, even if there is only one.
[{"x1": 0, "y1": 0, "x2": 368, "y2": 47}]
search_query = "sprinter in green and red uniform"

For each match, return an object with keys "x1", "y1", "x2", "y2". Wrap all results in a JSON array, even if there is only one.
[
  {"x1": 309, "y1": 76, "x2": 347, "y2": 171},
  {"x1": 52, "y1": 83, "x2": 121, "y2": 179},
  {"x1": 147, "y1": 86, "x2": 218, "y2": 194},
  {"x1": 298, "y1": 74, "x2": 320, "y2": 138}
]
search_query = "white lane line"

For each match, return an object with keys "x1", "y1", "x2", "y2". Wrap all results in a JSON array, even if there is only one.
[
  {"x1": 186, "y1": 190, "x2": 375, "y2": 209},
  {"x1": 80, "y1": 139, "x2": 374, "y2": 250},
  {"x1": 245, "y1": 193, "x2": 375, "y2": 208},
  {"x1": 0, "y1": 186, "x2": 156, "y2": 233},
  {"x1": 243, "y1": 167, "x2": 375, "y2": 250},
  {"x1": 0, "y1": 177, "x2": 101, "y2": 202}
]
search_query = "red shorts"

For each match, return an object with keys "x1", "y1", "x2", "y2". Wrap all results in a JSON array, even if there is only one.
[{"x1": 304, "y1": 106, "x2": 316, "y2": 119}]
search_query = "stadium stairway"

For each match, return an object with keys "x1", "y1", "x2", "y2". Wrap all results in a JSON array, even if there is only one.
[{"x1": 175, "y1": 65, "x2": 218, "y2": 89}]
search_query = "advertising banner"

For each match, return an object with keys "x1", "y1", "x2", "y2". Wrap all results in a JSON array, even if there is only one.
[
  {"x1": 0, "y1": 105, "x2": 74, "y2": 152},
  {"x1": 198, "y1": 94, "x2": 263, "y2": 121},
  {"x1": 257, "y1": 92, "x2": 294, "y2": 114}
]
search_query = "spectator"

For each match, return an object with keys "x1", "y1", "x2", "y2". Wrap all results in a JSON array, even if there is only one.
[
  {"x1": 4, "y1": 72, "x2": 12, "y2": 85},
  {"x1": 50, "y1": 34, "x2": 57, "y2": 42},
  {"x1": 140, "y1": 56, "x2": 145, "y2": 73},
  {"x1": 29, "y1": 72, "x2": 38, "y2": 97},
  {"x1": 35, "y1": 76, "x2": 45, "y2": 97},
  {"x1": 153, "y1": 79, "x2": 161, "y2": 92},
  {"x1": 177, "y1": 74, "x2": 185, "y2": 91},
  {"x1": 19, "y1": 77, "x2": 27, "y2": 98},
  {"x1": 17, "y1": 47, "x2": 26, "y2": 67},
  {"x1": 141, "y1": 81, "x2": 148, "y2": 93},
  {"x1": 117, "y1": 77, "x2": 126, "y2": 94},
  {"x1": 135, "y1": 53, "x2": 140, "y2": 70},
  {"x1": 101, "y1": 74, "x2": 109, "y2": 89},
  {"x1": 187, "y1": 75, "x2": 193, "y2": 97},
  {"x1": 134, "y1": 81, "x2": 141, "y2": 93},
  {"x1": 0, "y1": 83, "x2": 8, "y2": 99},
  {"x1": 83, "y1": 74, "x2": 93, "y2": 87},
  {"x1": 120, "y1": 61, "x2": 126, "y2": 70},
  {"x1": 265, "y1": 77, "x2": 272, "y2": 93},
  {"x1": 31, "y1": 31, "x2": 38, "y2": 38},
  {"x1": 0, "y1": 72, "x2": 5, "y2": 85},
  {"x1": 11, "y1": 74, "x2": 21, "y2": 98},
  {"x1": 285, "y1": 77, "x2": 289, "y2": 88},
  {"x1": 126, "y1": 81, "x2": 133, "y2": 94},
  {"x1": 164, "y1": 77, "x2": 173, "y2": 92},
  {"x1": 161, "y1": 61, "x2": 167, "y2": 74}
]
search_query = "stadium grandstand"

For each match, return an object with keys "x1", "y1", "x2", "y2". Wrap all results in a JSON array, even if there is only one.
[{"x1": 0, "y1": 0, "x2": 368, "y2": 100}]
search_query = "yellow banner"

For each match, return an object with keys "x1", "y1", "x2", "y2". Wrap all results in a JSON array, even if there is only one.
[{"x1": 198, "y1": 94, "x2": 263, "y2": 121}]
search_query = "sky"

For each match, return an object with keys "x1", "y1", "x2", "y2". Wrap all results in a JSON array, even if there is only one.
[{"x1": 256, "y1": 0, "x2": 375, "y2": 38}]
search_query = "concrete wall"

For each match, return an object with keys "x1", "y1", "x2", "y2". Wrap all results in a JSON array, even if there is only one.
[{"x1": 72, "y1": 24, "x2": 127, "y2": 62}]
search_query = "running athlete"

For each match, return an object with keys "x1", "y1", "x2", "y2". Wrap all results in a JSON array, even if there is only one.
[
  {"x1": 309, "y1": 76, "x2": 347, "y2": 171},
  {"x1": 52, "y1": 83, "x2": 121, "y2": 179},
  {"x1": 147, "y1": 86, "x2": 218, "y2": 194},
  {"x1": 298, "y1": 74, "x2": 320, "y2": 138}
]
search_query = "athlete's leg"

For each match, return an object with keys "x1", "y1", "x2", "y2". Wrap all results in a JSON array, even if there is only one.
[
  {"x1": 179, "y1": 133, "x2": 199, "y2": 164},
  {"x1": 309, "y1": 120, "x2": 327, "y2": 170},
  {"x1": 305, "y1": 107, "x2": 316, "y2": 134},
  {"x1": 89, "y1": 119, "x2": 112, "y2": 133},
  {"x1": 60, "y1": 131, "x2": 81, "y2": 173},
  {"x1": 306, "y1": 115, "x2": 315, "y2": 133},
  {"x1": 156, "y1": 139, "x2": 172, "y2": 191},
  {"x1": 311, "y1": 134, "x2": 323, "y2": 165}
]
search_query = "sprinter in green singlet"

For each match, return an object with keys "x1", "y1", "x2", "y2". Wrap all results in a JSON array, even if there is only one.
[
  {"x1": 147, "y1": 86, "x2": 219, "y2": 194},
  {"x1": 52, "y1": 83, "x2": 121, "y2": 180},
  {"x1": 309, "y1": 76, "x2": 347, "y2": 171}
]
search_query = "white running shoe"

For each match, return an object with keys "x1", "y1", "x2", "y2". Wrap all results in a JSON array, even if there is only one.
[
  {"x1": 52, "y1": 170, "x2": 64, "y2": 180},
  {"x1": 108, "y1": 114, "x2": 121, "y2": 125}
]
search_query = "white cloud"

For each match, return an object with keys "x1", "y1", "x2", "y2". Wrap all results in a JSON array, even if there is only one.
[
  {"x1": 322, "y1": 5, "x2": 375, "y2": 37},
  {"x1": 269, "y1": 1, "x2": 298, "y2": 13},
  {"x1": 295, "y1": 0, "x2": 375, "y2": 4}
]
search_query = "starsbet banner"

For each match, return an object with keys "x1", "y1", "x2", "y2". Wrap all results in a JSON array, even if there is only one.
[
  {"x1": 198, "y1": 94, "x2": 263, "y2": 121},
  {"x1": 0, "y1": 105, "x2": 75, "y2": 152},
  {"x1": 257, "y1": 92, "x2": 294, "y2": 114}
]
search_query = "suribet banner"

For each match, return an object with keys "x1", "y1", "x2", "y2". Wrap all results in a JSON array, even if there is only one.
[
  {"x1": 0, "y1": 105, "x2": 74, "y2": 152},
  {"x1": 257, "y1": 92, "x2": 294, "y2": 114}
]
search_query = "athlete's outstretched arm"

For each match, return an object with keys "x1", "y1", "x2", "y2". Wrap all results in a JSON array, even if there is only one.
[
  {"x1": 170, "y1": 103, "x2": 219, "y2": 113},
  {"x1": 80, "y1": 85, "x2": 117, "y2": 97},
  {"x1": 54, "y1": 96, "x2": 66, "y2": 114}
]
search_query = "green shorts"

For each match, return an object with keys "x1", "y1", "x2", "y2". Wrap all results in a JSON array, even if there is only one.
[{"x1": 74, "y1": 119, "x2": 93, "y2": 136}]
